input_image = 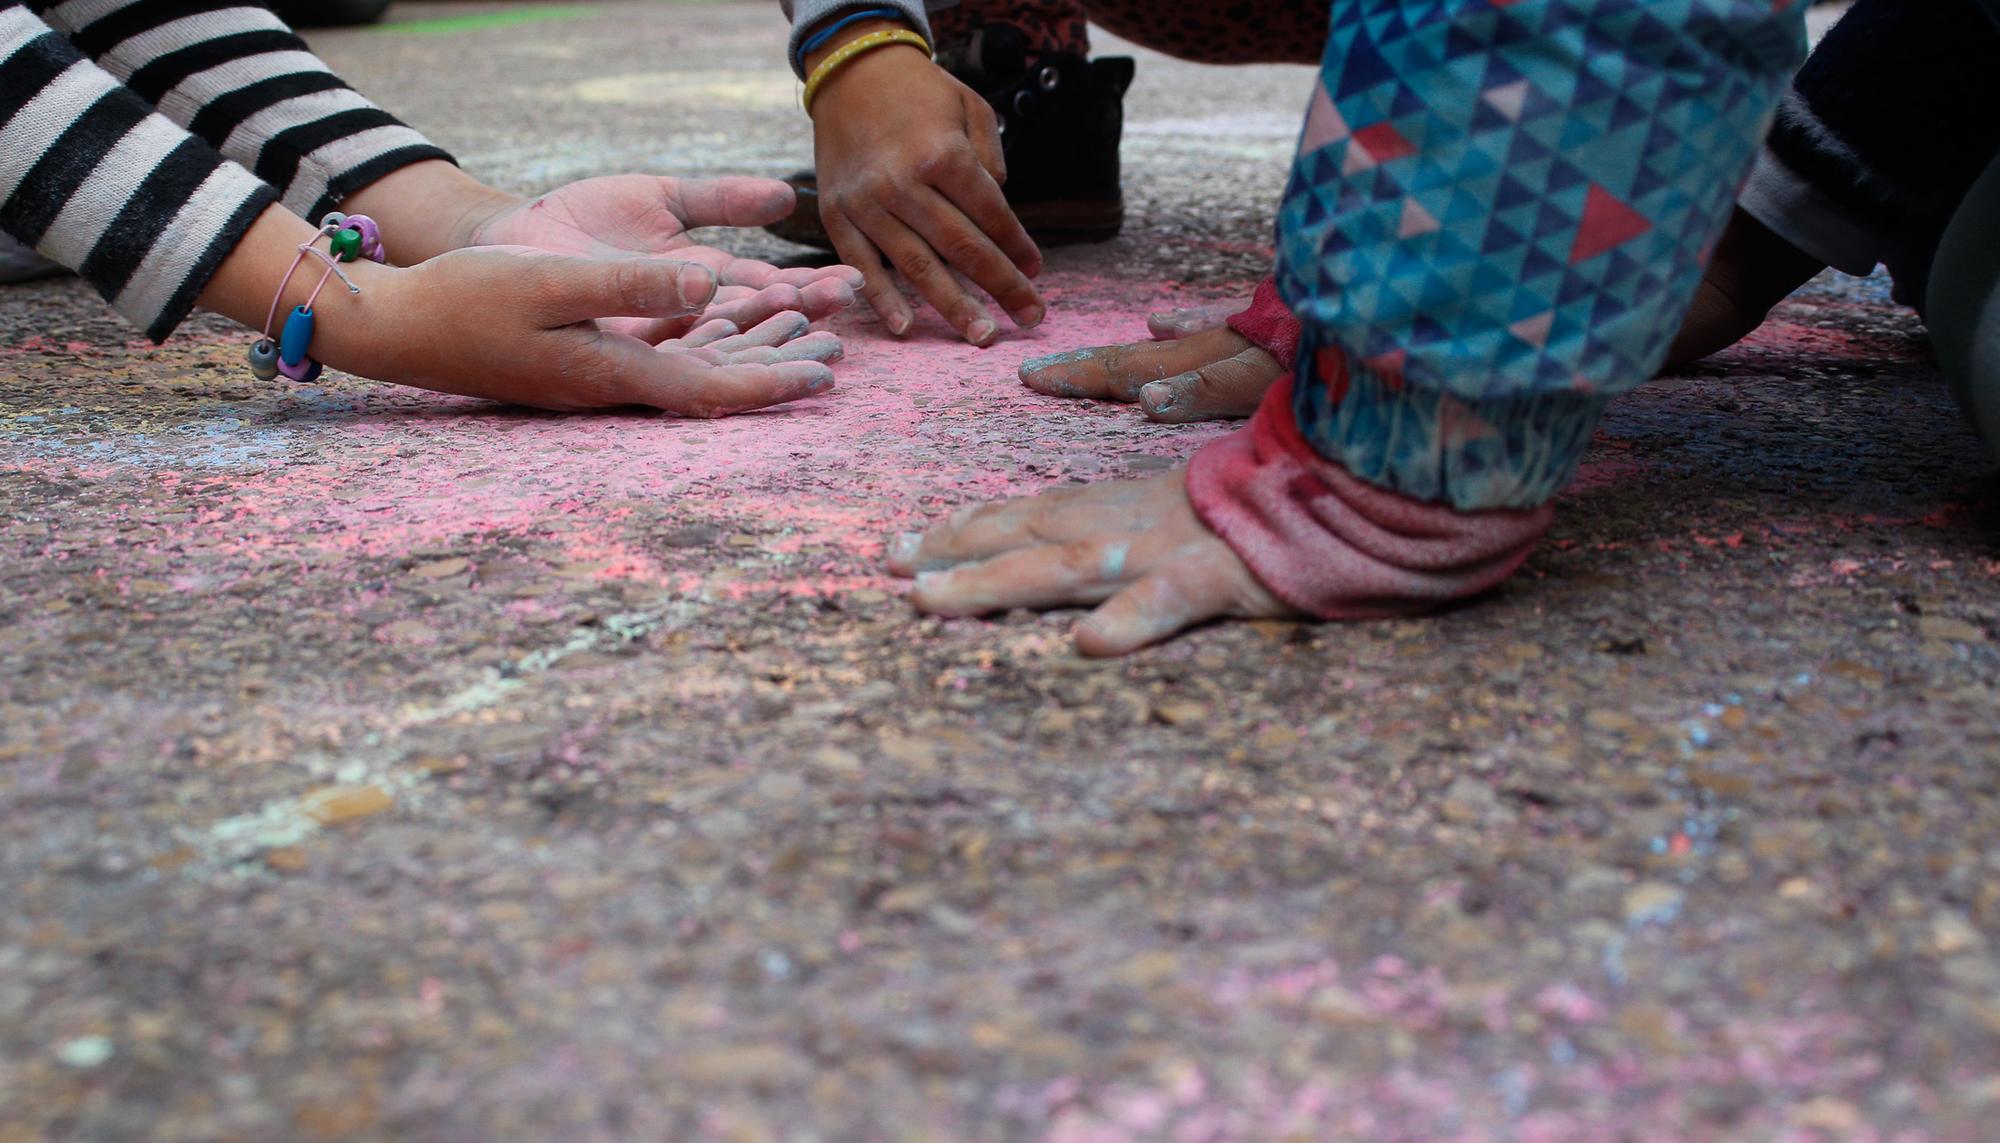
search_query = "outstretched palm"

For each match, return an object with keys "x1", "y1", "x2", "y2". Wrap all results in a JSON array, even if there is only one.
[{"x1": 468, "y1": 174, "x2": 862, "y2": 341}]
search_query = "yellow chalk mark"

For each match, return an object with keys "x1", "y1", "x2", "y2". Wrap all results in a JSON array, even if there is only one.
[{"x1": 566, "y1": 72, "x2": 795, "y2": 108}]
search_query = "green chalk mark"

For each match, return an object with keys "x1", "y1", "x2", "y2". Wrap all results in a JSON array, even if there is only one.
[{"x1": 371, "y1": 5, "x2": 599, "y2": 36}]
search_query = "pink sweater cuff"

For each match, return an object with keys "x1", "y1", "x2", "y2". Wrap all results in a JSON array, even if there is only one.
[
  {"x1": 1186, "y1": 377, "x2": 1555, "y2": 620},
  {"x1": 1225, "y1": 277, "x2": 1303, "y2": 370}
]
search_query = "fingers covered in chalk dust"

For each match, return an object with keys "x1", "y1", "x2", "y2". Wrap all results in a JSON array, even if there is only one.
[
  {"x1": 464, "y1": 173, "x2": 865, "y2": 343},
  {"x1": 1018, "y1": 326, "x2": 1285, "y2": 425},
  {"x1": 885, "y1": 470, "x2": 1299, "y2": 656},
  {"x1": 374, "y1": 247, "x2": 840, "y2": 418},
  {"x1": 1145, "y1": 296, "x2": 1252, "y2": 341}
]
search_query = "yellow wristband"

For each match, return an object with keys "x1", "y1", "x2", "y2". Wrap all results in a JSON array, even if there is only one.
[{"x1": 802, "y1": 27, "x2": 933, "y2": 117}]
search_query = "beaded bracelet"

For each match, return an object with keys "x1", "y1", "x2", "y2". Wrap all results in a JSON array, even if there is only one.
[
  {"x1": 244, "y1": 212, "x2": 384, "y2": 384},
  {"x1": 802, "y1": 27, "x2": 932, "y2": 117}
]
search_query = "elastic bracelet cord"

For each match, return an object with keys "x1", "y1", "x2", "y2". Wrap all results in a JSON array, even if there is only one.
[
  {"x1": 245, "y1": 212, "x2": 385, "y2": 385},
  {"x1": 796, "y1": 5, "x2": 907, "y2": 69},
  {"x1": 802, "y1": 27, "x2": 932, "y2": 116}
]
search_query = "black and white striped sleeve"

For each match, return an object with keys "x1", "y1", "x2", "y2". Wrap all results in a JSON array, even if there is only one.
[
  {"x1": 33, "y1": 2, "x2": 455, "y2": 220},
  {"x1": 2, "y1": 2, "x2": 277, "y2": 341}
]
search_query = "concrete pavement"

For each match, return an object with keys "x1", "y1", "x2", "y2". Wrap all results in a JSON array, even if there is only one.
[{"x1": 2, "y1": 3, "x2": 1997, "y2": 1139}]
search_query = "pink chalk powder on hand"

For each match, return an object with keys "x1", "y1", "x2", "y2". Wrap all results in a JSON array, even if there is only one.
[{"x1": 1187, "y1": 375, "x2": 1553, "y2": 619}]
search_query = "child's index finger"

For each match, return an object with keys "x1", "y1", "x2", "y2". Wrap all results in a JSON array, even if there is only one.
[{"x1": 1019, "y1": 338, "x2": 1205, "y2": 402}]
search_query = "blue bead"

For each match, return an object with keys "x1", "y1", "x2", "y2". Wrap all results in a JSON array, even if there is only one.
[
  {"x1": 246, "y1": 338, "x2": 279, "y2": 380},
  {"x1": 279, "y1": 305, "x2": 315, "y2": 366},
  {"x1": 319, "y1": 211, "x2": 347, "y2": 231}
]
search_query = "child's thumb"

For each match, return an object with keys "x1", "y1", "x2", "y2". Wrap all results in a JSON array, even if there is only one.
[{"x1": 533, "y1": 257, "x2": 717, "y2": 324}]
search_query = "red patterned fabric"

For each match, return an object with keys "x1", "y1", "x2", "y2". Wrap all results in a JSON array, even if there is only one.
[
  {"x1": 1225, "y1": 276, "x2": 1304, "y2": 370},
  {"x1": 1185, "y1": 376, "x2": 1553, "y2": 620}
]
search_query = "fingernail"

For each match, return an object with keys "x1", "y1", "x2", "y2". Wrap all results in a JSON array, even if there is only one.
[
  {"x1": 806, "y1": 371, "x2": 836, "y2": 393},
  {"x1": 1021, "y1": 349, "x2": 1086, "y2": 374},
  {"x1": 968, "y1": 320, "x2": 998, "y2": 346},
  {"x1": 887, "y1": 312, "x2": 912, "y2": 336},
  {"x1": 1016, "y1": 304, "x2": 1045, "y2": 329},
  {"x1": 1139, "y1": 379, "x2": 1175, "y2": 413},
  {"x1": 888, "y1": 532, "x2": 922, "y2": 563},
  {"x1": 678, "y1": 264, "x2": 718, "y2": 306},
  {"x1": 915, "y1": 570, "x2": 943, "y2": 592}
]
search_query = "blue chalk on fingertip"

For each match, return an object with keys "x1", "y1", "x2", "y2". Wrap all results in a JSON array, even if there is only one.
[{"x1": 1099, "y1": 543, "x2": 1129, "y2": 579}]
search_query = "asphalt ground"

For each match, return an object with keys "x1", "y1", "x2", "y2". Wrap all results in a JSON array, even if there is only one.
[{"x1": 2, "y1": 3, "x2": 1997, "y2": 1139}]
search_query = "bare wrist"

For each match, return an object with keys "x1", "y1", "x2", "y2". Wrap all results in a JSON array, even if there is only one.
[
  {"x1": 196, "y1": 204, "x2": 409, "y2": 383},
  {"x1": 303, "y1": 257, "x2": 404, "y2": 381},
  {"x1": 807, "y1": 34, "x2": 938, "y2": 119},
  {"x1": 336, "y1": 160, "x2": 519, "y2": 263}
]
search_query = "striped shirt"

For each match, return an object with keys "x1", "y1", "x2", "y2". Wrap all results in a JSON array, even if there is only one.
[{"x1": 1, "y1": 2, "x2": 452, "y2": 341}]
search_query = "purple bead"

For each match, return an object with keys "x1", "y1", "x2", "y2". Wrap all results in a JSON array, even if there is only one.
[
  {"x1": 277, "y1": 355, "x2": 322, "y2": 383},
  {"x1": 344, "y1": 215, "x2": 384, "y2": 262}
]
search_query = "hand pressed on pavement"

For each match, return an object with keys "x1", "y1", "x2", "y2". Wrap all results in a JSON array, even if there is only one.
[
  {"x1": 1019, "y1": 326, "x2": 1285, "y2": 424},
  {"x1": 806, "y1": 29, "x2": 1044, "y2": 346},
  {"x1": 885, "y1": 470, "x2": 1297, "y2": 656},
  {"x1": 1144, "y1": 297, "x2": 1251, "y2": 340}
]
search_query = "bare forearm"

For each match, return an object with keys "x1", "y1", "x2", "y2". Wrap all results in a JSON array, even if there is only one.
[
  {"x1": 194, "y1": 204, "x2": 394, "y2": 373},
  {"x1": 335, "y1": 160, "x2": 520, "y2": 264}
]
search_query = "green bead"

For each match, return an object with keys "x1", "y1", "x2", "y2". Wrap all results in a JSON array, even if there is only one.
[{"x1": 327, "y1": 228, "x2": 363, "y2": 262}]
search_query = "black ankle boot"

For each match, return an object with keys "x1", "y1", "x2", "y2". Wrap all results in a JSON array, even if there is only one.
[{"x1": 767, "y1": 27, "x2": 1133, "y2": 251}]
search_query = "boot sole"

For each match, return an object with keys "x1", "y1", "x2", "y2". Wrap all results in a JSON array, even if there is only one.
[{"x1": 1928, "y1": 149, "x2": 2000, "y2": 463}]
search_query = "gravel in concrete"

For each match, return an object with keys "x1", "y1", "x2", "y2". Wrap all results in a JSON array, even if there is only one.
[{"x1": 2, "y1": 3, "x2": 1997, "y2": 1139}]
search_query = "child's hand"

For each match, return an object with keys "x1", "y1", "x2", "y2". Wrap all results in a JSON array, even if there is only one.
[
  {"x1": 1145, "y1": 297, "x2": 1252, "y2": 340},
  {"x1": 1019, "y1": 327, "x2": 1282, "y2": 424},
  {"x1": 462, "y1": 175, "x2": 863, "y2": 340},
  {"x1": 807, "y1": 40, "x2": 1044, "y2": 345},
  {"x1": 322, "y1": 247, "x2": 839, "y2": 416},
  {"x1": 885, "y1": 470, "x2": 1296, "y2": 656}
]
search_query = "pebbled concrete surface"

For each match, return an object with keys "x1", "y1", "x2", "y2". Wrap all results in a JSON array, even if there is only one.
[{"x1": 2, "y1": 3, "x2": 1998, "y2": 1139}]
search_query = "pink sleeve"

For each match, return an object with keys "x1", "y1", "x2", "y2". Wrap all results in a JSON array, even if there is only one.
[
  {"x1": 1226, "y1": 276, "x2": 1304, "y2": 369},
  {"x1": 1185, "y1": 376, "x2": 1554, "y2": 620}
]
